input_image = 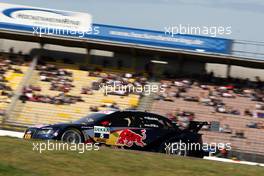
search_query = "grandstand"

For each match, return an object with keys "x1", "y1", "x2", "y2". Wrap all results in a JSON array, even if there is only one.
[
  {"x1": 1, "y1": 2, "x2": 264, "y2": 163},
  {"x1": 1, "y1": 56, "x2": 141, "y2": 126},
  {"x1": 1, "y1": 50, "x2": 263, "y2": 162},
  {"x1": 150, "y1": 79, "x2": 264, "y2": 161},
  {"x1": 0, "y1": 53, "x2": 30, "y2": 123}
]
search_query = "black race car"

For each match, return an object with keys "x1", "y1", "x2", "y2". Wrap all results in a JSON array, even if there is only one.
[{"x1": 24, "y1": 110, "x2": 208, "y2": 157}]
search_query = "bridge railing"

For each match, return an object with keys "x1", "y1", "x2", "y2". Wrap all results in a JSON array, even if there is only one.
[{"x1": 232, "y1": 40, "x2": 264, "y2": 61}]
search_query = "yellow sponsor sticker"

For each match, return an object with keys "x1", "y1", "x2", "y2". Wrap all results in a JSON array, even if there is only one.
[{"x1": 24, "y1": 134, "x2": 31, "y2": 139}]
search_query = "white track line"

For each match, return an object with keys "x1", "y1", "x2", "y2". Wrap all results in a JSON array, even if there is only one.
[
  {"x1": 204, "y1": 156, "x2": 264, "y2": 167},
  {"x1": 0, "y1": 129, "x2": 24, "y2": 138}
]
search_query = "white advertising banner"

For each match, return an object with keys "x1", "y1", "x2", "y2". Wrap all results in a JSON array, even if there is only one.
[{"x1": 0, "y1": 2, "x2": 92, "y2": 32}]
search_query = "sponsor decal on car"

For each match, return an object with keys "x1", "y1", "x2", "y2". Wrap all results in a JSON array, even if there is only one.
[
  {"x1": 116, "y1": 129, "x2": 146, "y2": 147},
  {"x1": 144, "y1": 116, "x2": 159, "y2": 121},
  {"x1": 94, "y1": 126, "x2": 110, "y2": 139},
  {"x1": 24, "y1": 131, "x2": 32, "y2": 139}
]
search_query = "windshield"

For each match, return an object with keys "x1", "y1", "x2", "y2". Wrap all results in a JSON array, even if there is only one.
[{"x1": 73, "y1": 113, "x2": 108, "y2": 124}]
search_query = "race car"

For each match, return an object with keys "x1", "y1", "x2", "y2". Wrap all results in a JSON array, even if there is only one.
[{"x1": 24, "y1": 110, "x2": 208, "y2": 157}]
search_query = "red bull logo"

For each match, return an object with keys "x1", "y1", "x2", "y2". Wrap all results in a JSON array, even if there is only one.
[{"x1": 117, "y1": 129, "x2": 146, "y2": 147}]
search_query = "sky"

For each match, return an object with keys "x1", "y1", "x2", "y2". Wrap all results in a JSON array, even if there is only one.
[{"x1": 1, "y1": 0, "x2": 264, "y2": 42}]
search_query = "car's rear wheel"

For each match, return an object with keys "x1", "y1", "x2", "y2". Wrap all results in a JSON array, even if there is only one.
[
  {"x1": 159, "y1": 138, "x2": 188, "y2": 156},
  {"x1": 61, "y1": 129, "x2": 83, "y2": 143},
  {"x1": 167, "y1": 143, "x2": 187, "y2": 156}
]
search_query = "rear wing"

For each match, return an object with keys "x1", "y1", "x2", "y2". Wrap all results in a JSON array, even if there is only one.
[{"x1": 187, "y1": 121, "x2": 209, "y2": 133}]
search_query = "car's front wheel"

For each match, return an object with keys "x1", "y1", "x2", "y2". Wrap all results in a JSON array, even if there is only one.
[{"x1": 61, "y1": 129, "x2": 83, "y2": 143}]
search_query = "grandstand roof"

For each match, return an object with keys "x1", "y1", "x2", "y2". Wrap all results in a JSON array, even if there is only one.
[{"x1": 1, "y1": 27, "x2": 264, "y2": 69}]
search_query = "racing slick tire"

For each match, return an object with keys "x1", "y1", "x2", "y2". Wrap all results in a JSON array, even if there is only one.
[
  {"x1": 158, "y1": 138, "x2": 188, "y2": 156},
  {"x1": 61, "y1": 129, "x2": 83, "y2": 144}
]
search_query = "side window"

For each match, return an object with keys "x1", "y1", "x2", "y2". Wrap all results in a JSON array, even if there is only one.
[
  {"x1": 103, "y1": 112, "x2": 143, "y2": 127},
  {"x1": 126, "y1": 113, "x2": 144, "y2": 128},
  {"x1": 96, "y1": 113, "x2": 127, "y2": 127},
  {"x1": 109, "y1": 114, "x2": 129, "y2": 127}
]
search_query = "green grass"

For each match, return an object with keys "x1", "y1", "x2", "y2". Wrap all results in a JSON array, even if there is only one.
[{"x1": 0, "y1": 137, "x2": 263, "y2": 176}]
